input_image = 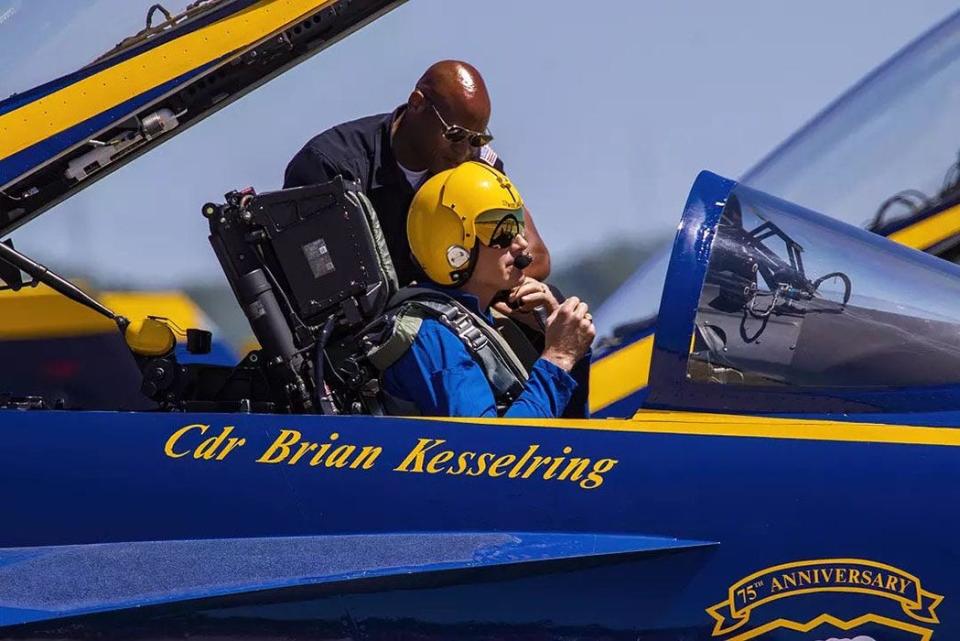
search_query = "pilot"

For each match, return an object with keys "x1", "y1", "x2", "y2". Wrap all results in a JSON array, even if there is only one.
[
  {"x1": 366, "y1": 162, "x2": 594, "y2": 418},
  {"x1": 283, "y1": 60, "x2": 551, "y2": 288}
]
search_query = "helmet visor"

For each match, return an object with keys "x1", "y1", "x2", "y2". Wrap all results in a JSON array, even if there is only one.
[{"x1": 476, "y1": 208, "x2": 525, "y2": 249}]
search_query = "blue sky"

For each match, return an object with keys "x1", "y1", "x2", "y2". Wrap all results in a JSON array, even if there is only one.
[{"x1": 5, "y1": 0, "x2": 959, "y2": 286}]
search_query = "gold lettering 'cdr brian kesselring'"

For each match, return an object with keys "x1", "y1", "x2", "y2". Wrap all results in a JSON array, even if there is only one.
[{"x1": 162, "y1": 424, "x2": 620, "y2": 490}]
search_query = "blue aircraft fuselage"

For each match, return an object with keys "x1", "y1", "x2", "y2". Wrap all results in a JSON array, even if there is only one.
[{"x1": 1, "y1": 407, "x2": 956, "y2": 641}]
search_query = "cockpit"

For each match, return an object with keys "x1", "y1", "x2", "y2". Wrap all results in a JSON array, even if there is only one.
[{"x1": 6, "y1": 168, "x2": 960, "y2": 416}]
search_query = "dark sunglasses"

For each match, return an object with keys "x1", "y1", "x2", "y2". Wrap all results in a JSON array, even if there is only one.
[
  {"x1": 476, "y1": 210, "x2": 525, "y2": 249},
  {"x1": 428, "y1": 99, "x2": 494, "y2": 148}
]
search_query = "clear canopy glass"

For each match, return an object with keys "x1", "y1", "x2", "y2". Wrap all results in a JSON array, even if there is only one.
[
  {"x1": 687, "y1": 183, "x2": 960, "y2": 388},
  {"x1": 742, "y1": 10, "x2": 960, "y2": 230}
]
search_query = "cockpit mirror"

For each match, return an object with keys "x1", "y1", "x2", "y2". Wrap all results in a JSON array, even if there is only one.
[{"x1": 0, "y1": 240, "x2": 24, "y2": 291}]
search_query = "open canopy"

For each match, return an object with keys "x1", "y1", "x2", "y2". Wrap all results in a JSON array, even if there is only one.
[
  {"x1": 0, "y1": 0, "x2": 404, "y2": 237},
  {"x1": 743, "y1": 8, "x2": 960, "y2": 235}
]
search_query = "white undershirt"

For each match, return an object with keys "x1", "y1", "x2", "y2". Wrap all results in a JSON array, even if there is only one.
[{"x1": 398, "y1": 162, "x2": 428, "y2": 189}]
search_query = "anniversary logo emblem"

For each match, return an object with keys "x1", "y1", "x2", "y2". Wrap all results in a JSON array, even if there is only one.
[{"x1": 706, "y1": 559, "x2": 943, "y2": 641}]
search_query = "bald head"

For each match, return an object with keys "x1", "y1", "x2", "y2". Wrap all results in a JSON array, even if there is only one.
[
  {"x1": 415, "y1": 60, "x2": 491, "y2": 127},
  {"x1": 391, "y1": 60, "x2": 494, "y2": 174}
]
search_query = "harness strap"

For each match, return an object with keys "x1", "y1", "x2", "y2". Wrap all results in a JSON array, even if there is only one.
[
  {"x1": 412, "y1": 299, "x2": 527, "y2": 406},
  {"x1": 365, "y1": 288, "x2": 531, "y2": 413}
]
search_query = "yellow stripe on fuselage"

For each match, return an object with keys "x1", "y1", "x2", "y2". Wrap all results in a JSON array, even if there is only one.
[
  {"x1": 0, "y1": 0, "x2": 335, "y2": 162},
  {"x1": 436, "y1": 410, "x2": 960, "y2": 448},
  {"x1": 588, "y1": 334, "x2": 654, "y2": 413},
  {"x1": 887, "y1": 203, "x2": 960, "y2": 250}
]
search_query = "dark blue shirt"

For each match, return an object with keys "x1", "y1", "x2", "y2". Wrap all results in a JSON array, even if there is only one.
[
  {"x1": 382, "y1": 288, "x2": 577, "y2": 417},
  {"x1": 284, "y1": 107, "x2": 504, "y2": 286}
]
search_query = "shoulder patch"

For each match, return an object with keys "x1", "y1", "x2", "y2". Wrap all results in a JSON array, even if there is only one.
[{"x1": 478, "y1": 145, "x2": 499, "y2": 167}]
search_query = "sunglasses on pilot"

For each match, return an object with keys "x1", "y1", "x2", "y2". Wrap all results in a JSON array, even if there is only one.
[
  {"x1": 475, "y1": 209, "x2": 525, "y2": 249},
  {"x1": 427, "y1": 99, "x2": 494, "y2": 148}
]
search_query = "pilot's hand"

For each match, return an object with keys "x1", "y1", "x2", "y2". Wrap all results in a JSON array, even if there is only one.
[
  {"x1": 492, "y1": 276, "x2": 561, "y2": 321},
  {"x1": 542, "y1": 296, "x2": 595, "y2": 372}
]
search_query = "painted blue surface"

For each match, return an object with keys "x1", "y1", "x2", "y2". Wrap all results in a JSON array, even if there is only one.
[
  {"x1": 1, "y1": 407, "x2": 957, "y2": 639},
  {"x1": 0, "y1": 531, "x2": 711, "y2": 626},
  {"x1": 6, "y1": 549, "x2": 720, "y2": 639}
]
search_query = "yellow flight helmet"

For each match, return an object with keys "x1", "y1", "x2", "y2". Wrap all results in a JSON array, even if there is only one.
[{"x1": 407, "y1": 161, "x2": 525, "y2": 286}]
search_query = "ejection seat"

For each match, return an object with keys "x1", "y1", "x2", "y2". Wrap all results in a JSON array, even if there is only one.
[{"x1": 206, "y1": 176, "x2": 400, "y2": 414}]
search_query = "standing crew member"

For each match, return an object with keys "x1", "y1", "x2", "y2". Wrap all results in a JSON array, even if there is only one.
[
  {"x1": 366, "y1": 162, "x2": 593, "y2": 418},
  {"x1": 283, "y1": 60, "x2": 551, "y2": 286}
]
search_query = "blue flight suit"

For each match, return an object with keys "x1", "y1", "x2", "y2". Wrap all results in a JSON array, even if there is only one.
[{"x1": 382, "y1": 288, "x2": 577, "y2": 418}]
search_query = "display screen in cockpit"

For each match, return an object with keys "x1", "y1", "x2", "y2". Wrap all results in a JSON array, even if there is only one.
[{"x1": 687, "y1": 184, "x2": 960, "y2": 388}]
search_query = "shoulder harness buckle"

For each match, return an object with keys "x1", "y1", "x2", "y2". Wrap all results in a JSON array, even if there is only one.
[{"x1": 438, "y1": 307, "x2": 489, "y2": 352}]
